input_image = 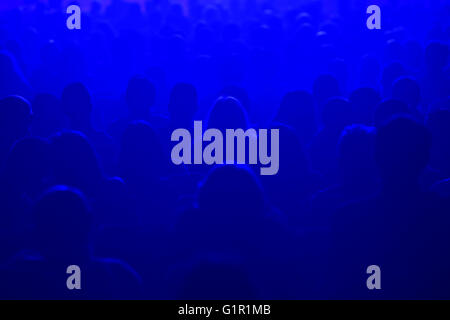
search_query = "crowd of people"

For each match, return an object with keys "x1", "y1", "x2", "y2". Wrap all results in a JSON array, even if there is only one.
[{"x1": 0, "y1": 0, "x2": 450, "y2": 299}]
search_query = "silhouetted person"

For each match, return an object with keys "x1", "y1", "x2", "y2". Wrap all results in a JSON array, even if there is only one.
[
  {"x1": 61, "y1": 82, "x2": 114, "y2": 175},
  {"x1": 50, "y1": 131, "x2": 103, "y2": 198},
  {"x1": 206, "y1": 96, "x2": 250, "y2": 131},
  {"x1": 381, "y1": 62, "x2": 406, "y2": 98},
  {"x1": 310, "y1": 97, "x2": 352, "y2": 182},
  {"x1": 0, "y1": 137, "x2": 49, "y2": 263},
  {"x1": 392, "y1": 77, "x2": 423, "y2": 116},
  {"x1": 0, "y1": 95, "x2": 32, "y2": 165},
  {"x1": 0, "y1": 50, "x2": 32, "y2": 99},
  {"x1": 275, "y1": 90, "x2": 317, "y2": 146},
  {"x1": 262, "y1": 123, "x2": 319, "y2": 227},
  {"x1": 374, "y1": 99, "x2": 410, "y2": 127},
  {"x1": 176, "y1": 165, "x2": 296, "y2": 298},
  {"x1": 0, "y1": 186, "x2": 142, "y2": 299},
  {"x1": 329, "y1": 116, "x2": 450, "y2": 299},
  {"x1": 312, "y1": 124, "x2": 377, "y2": 229}
]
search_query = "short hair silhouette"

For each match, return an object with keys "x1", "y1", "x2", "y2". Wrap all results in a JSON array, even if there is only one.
[
  {"x1": 425, "y1": 41, "x2": 449, "y2": 72},
  {"x1": 392, "y1": 77, "x2": 421, "y2": 109},
  {"x1": 61, "y1": 82, "x2": 92, "y2": 129},
  {"x1": 374, "y1": 99, "x2": 410, "y2": 127},
  {"x1": 49, "y1": 131, "x2": 102, "y2": 196},
  {"x1": 338, "y1": 124, "x2": 376, "y2": 185},
  {"x1": 275, "y1": 90, "x2": 316, "y2": 143},
  {"x1": 206, "y1": 96, "x2": 249, "y2": 131},
  {"x1": 119, "y1": 120, "x2": 165, "y2": 182},
  {"x1": 33, "y1": 185, "x2": 92, "y2": 261}
]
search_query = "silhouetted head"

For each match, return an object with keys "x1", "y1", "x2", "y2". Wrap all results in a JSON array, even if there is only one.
[
  {"x1": 392, "y1": 77, "x2": 421, "y2": 109},
  {"x1": 276, "y1": 90, "x2": 316, "y2": 143},
  {"x1": 118, "y1": 121, "x2": 165, "y2": 184},
  {"x1": 198, "y1": 165, "x2": 265, "y2": 219},
  {"x1": 3, "y1": 137, "x2": 49, "y2": 198},
  {"x1": 126, "y1": 76, "x2": 156, "y2": 119},
  {"x1": 0, "y1": 50, "x2": 31, "y2": 99},
  {"x1": 206, "y1": 96, "x2": 249, "y2": 131},
  {"x1": 269, "y1": 123, "x2": 308, "y2": 179},
  {"x1": 0, "y1": 95, "x2": 32, "y2": 147},
  {"x1": 349, "y1": 87, "x2": 381, "y2": 125},
  {"x1": 374, "y1": 99, "x2": 410, "y2": 127},
  {"x1": 61, "y1": 82, "x2": 92, "y2": 130},
  {"x1": 219, "y1": 86, "x2": 250, "y2": 116},
  {"x1": 381, "y1": 62, "x2": 406, "y2": 97},
  {"x1": 50, "y1": 131, "x2": 102, "y2": 197},
  {"x1": 168, "y1": 82, "x2": 197, "y2": 127},
  {"x1": 313, "y1": 74, "x2": 340, "y2": 107},
  {"x1": 33, "y1": 186, "x2": 92, "y2": 262},
  {"x1": 375, "y1": 116, "x2": 431, "y2": 188},
  {"x1": 425, "y1": 41, "x2": 449, "y2": 72},
  {"x1": 338, "y1": 124, "x2": 376, "y2": 186}
]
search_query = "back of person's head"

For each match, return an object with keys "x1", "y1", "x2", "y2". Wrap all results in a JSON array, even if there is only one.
[
  {"x1": 338, "y1": 124, "x2": 377, "y2": 186},
  {"x1": 375, "y1": 116, "x2": 431, "y2": 186},
  {"x1": 206, "y1": 96, "x2": 249, "y2": 131},
  {"x1": 392, "y1": 77, "x2": 421, "y2": 109},
  {"x1": 126, "y1": 76, "x2": 156, "y2": 118},
  {"x1": 0, "y1": 95, "x2": 32, "y2": 142},
  {"x1": 321, "y1": 97, "x2": 352, "y2": 130},
  {"x1": 269, "y1": 123, "x2": 308, "y2": 179},
  {"x1": 381, "y1": 62, "x2": 407, "y2": 98},
  {"x1": 374, "y1": 99, "x2": 410, "y2": 127},
  {"x1": 61, "y1": 82, "x2": 92, "y2": 128},
  {"x1": 50, "y1": 131, "x2": 102, "y2": 196},
  {"x1": 425, "y1": 41, "x2": 449, "y2": 72},
  {"x1": 168, "y1": 82, "x2": 197, "y2": 126},
  {"x1": 118, "y1": 120, "x2": 165, "y2": 183},
  {"x1": 276, "y1": 90, "x2": 316, "y2": 142},
  {"x1": 33, "y1": 186, "x2": 92, "y2": 261},
  {"x1": 0, "y1": 50, "x2": 30, "y2": 99},
  {"x1": 3, "y1": 137, "x2": 49, "y2": 197},
  {"x1": 349, "y1": 87, "x2": 381, "y2": 125},
  {"x1": 198, "y1": 165, "x2": 264, "y2": 219},
  {"x1": 219, "y1": 86, "x2": 250, "y2": 116},
  {"x1": 313, "y1": 74, "x2": 340, "y2": 107}
]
